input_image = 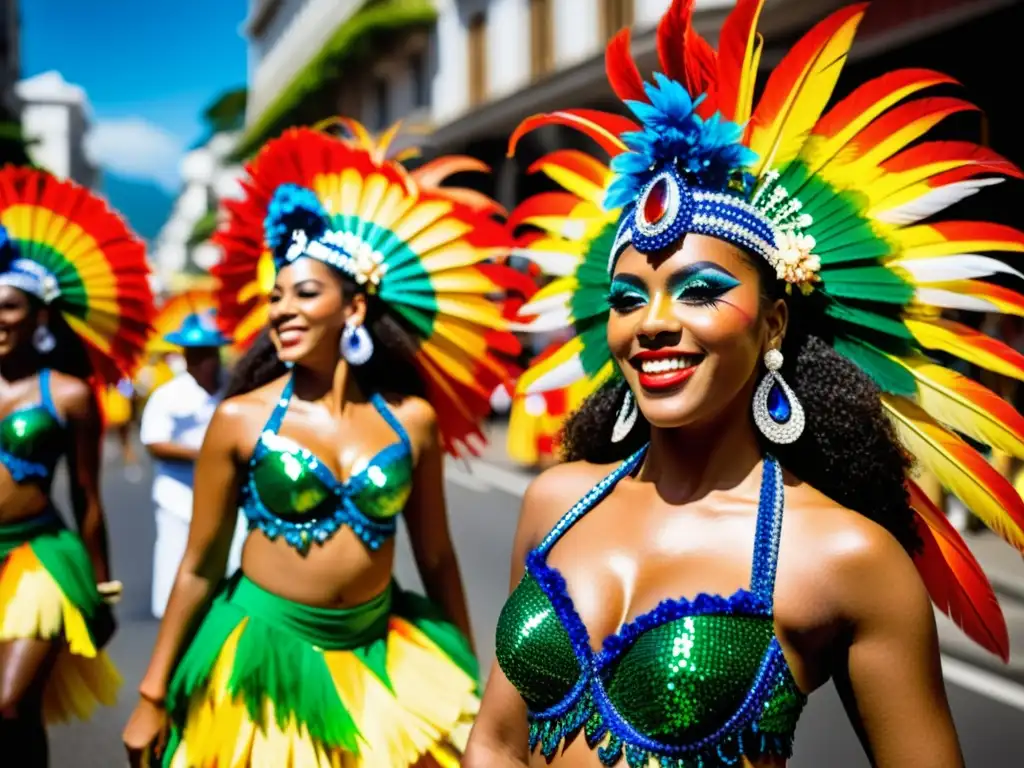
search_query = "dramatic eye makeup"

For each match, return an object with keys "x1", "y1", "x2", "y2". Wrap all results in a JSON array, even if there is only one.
[
  {"x1": 667, "y1": 262, "x2": 741, "y2": 306},
  {"x1": 608, "y1": 275, "x2": 649, "y2": 312}
]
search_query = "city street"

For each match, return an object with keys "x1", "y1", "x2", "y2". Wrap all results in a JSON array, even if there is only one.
[{"x1": 50, "y1": 439, "x2": 1023, "y2": 767}]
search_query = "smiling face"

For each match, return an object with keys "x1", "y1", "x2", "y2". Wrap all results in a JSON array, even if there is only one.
[
  {"x1": 0, "y1": 285, "x2": 42, "y2": 358},
  {"x1": 268, "y1": 258, "x2": 366, "y2": 367},
  {"x1": 607, "y1": 234, "x2": 786, "y2": 431}
]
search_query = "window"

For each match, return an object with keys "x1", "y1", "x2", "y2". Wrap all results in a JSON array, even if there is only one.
[
  {"x1": 530, "y1": 0, "x2": 554, "y2": 80},
  {"x1": 373, "y1": 77, "x2": 389, "y2": 130},
  {"x1": 599, "y1": 0, "x2": 634, "y2": 42},
  {"x1": 410, "y1": 50, "x2": 430, "y2": 109},
  {"x1": 468, "y1": 12, "x2": 488, "y2": 107}
]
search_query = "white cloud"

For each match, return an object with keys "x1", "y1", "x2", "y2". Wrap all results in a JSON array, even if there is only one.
[{"x1": 85, "y1": 118, "x2": 185, "y2": 192}]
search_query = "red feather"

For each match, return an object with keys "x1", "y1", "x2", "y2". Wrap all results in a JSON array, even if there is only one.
[
  {"x1": 814, "y1": 69, "x2": 957, "y2": 140},
  {"x1": 716, "y1": 0, "x2": 765, "y2": 122},
  {"x1": 506, "y1": 192, "x2": 584, "y2": 231},
  {"x1": 528, "y1": 149, "x2": 610, "y2": 190},
  {"x1": 883, "y1": 142, "x2": 1023, "y2": 178},
  {"x1": 656, "y1": 0, "x2": 718, "y2": 116},
  {"x1": 908, "y1": 481, "x2": 1009, "y2": 661},
  {"x1": 848, "y1": 97, "x2": 978, "y2": 160},
  {"x1": 605, "y1": 27, "x2": 647, "y2": 103}
]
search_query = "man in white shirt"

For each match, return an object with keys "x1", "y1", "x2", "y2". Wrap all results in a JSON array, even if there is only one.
[{"x1": 140, "y1": 311, "x2": 245, "y2": 618}]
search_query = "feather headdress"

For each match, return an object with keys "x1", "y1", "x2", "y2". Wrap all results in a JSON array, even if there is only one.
[
  {"x1": 213, "y1": 120, "x2": 531, "y2": 455},
  {"x1": 508, "y1": 0, "x2": 1024, "y2": 663},
  {"x1": 0, "y1": 166, "x2": 155, "y2": 384}
]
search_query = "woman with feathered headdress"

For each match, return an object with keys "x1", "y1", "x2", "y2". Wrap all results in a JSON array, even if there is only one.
[
  {"x1": 0, "y1": 166, "x2": 154, "y2": 761},
  {"x1": 468, "y1": 2, "x2": 1024, "y2": 766},
  {"x1": 123, "y1": 121, "x2": 531, "y2": 767}
]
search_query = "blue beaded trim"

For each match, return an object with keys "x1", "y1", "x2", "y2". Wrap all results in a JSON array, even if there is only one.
[
  {"x1": 240, "y1": 376, "x2": 412, "y2": 554},
  {"x1": 0, "y1": 448, "x2": 50, "y2": 482},
  {"x1": 522, "y1": 451, "x2": 803, "y2": 766}
]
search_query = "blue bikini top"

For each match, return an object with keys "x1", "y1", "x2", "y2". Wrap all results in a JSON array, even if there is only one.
[
  {"x1": 495, "y1": 448, "x2": 807, "y2": 767},
  {"x1": 239, "y1": 375, "x2": 414, "y2": 554},
  {"x1": 0, "y1": 370, "x2": 66, "y2": 486}
]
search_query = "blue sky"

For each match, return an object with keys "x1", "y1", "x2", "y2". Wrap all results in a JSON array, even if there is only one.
[{"x1": 21, "y1": 0, "x2": 247, "y2": 191}]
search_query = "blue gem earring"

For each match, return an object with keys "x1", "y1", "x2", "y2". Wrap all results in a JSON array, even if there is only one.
[
  {"x1": 752, "y1": 349, "x2": 804, "y2": 444},
  {"x1": 341, "y1": 319, "x2": 374, "y2": 366}
]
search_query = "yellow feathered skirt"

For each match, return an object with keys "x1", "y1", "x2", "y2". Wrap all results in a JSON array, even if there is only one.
[
  {"x1": 0, "y1": 513, "x2": 121, "y2": 722},
  {"x1": 163, "y1": 574, "x2": 479, "y2": 768}
]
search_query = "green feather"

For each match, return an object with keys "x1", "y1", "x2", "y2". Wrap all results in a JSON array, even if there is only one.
[
  {"x1": 578, "y1": 318, "x2": 611, "y2": 378},
  {"x1": 833, "y1": 336, "x2": 917, "y2": 395},
  {"x1": 821, "y1": 266, "x2": 914, "y2": 304},
  {"x1": 825, "y1": 299, "x2": 913, "y2": 340}
]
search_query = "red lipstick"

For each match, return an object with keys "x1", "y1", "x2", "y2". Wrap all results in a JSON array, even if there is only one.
[{"x1": 631, "y1": 349, "x2": 703, "y2": 393}]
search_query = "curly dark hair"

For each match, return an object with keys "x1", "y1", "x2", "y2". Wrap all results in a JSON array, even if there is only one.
[
  {"x1": 561, "y1": 251, "x2": 920, "y2": 553},
  {"x1": 224, "y1": 271, "x2": 426, "y2": 401}
]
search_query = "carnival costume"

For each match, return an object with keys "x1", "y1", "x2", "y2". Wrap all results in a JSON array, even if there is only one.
[
  {"x1": 497, "y1": 1, "x2": 1024, "y2": 765},
  {"x1": 0, "y1": 166, "x2": 154, "y2": 722},
  {"x1": 160, "y1": 121, "x2": 528, "y2": 768}
]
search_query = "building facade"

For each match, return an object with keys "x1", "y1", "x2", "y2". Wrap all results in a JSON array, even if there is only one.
[
  {"x1": 235, "y1": 0, "x2": 437, "y2": 161},
  {"x1": 16, "y1": 71, "x2": 97, "y2": 187},
  {"x1": 150, "y1": 132, "x2": 245, "y2": 294}
]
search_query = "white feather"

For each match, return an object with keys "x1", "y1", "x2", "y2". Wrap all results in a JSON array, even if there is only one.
[
  {"x1": 511, "y1": 247, "x2": 579, "y2": 277},
  {"x1": 561, "y1": 220, "x2": 587, "y2": 240},
  {"x1": 891, "y1": 254, "x2": 1024, "y2": 282},
  {"x1": 520, "y1": 291, "x2": 573, "y2": 316},
  {"x1": 874, "y1": 179, "x2": 1003, "y2": 225},
  {"x1": 524, "y1": 355, "x2": 586, "y2": 394},
  {"x1": 509, "y1": 307, "x2": 572, "y2": 333},
  {"x1": 914, "y1": 288, "x2": 1000, "y2": 313}
]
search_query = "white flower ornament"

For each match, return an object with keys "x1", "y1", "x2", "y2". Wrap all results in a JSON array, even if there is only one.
[{"x1": 771, "y1": 231, "x2": 821, "y2": 294}]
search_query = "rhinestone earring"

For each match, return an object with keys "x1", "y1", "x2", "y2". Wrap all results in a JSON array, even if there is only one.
[
  {"x1": 32, "y1": 325, "x2": 56, "y2": 354},
  {"x1": 752, "y1": 349, "x2": 804, "y2": 444},
  {"x1": 611, "y1": 388, "x2": 638, "y2": 443},
  {"x1": 340, "y1": 320, "x2": 373, "y2": 366}
]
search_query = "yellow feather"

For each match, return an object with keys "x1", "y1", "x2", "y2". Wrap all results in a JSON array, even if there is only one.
[
  {"x1": 748, "y1": 11, "x2": 863, "y2": 175},
  {"x1": 540, "y1": 164, "x2": 609, "y2": 205},
  {"x1": 905, "y1": 318, "x2": 1024, "y2": 381},
  {"x1": 891, "y1": 354, "x2": 1024, "y2": 458},
  {"x1": 516, "y1": 336, "x2": 586, "y2": 395},
  {"x1": 883, "y1": 395, "x2": 1024, "y2": 552}
]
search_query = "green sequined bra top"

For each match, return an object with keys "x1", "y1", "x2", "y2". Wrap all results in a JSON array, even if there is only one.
[
  {"x1": 239, "y1": 375, "x2": 414, "y2": 554},
  {"x1": 0, "y1": 369, "x2": 66, "y2": 486},
  {"x1": 495, "y1": 448, "x2": 807, "y2": 767}
]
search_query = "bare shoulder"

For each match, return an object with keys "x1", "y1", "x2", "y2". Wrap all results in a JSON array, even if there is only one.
[
  {"x1": 518, "y1": 460, "x2": 619, "y2": 547},
  {"x1": 48, "y1": 371, "x2": 96, "y2": 418},
  {"x1": 782, "y1": 482, "x2": 927, "y2": 621},
  {"x1": 218, "y1": 377, "x2": 289, "y2": 421},
  {"x1": 384, "y1": 394, "x2": 436, "y2": 437}
]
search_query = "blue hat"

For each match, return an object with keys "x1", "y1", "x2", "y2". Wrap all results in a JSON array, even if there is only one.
[{"x1": 163, "y1": 311, "x2": 232, "y2": 348}]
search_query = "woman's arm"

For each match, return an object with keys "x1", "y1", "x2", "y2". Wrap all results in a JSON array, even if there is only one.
[
  {"x1": 64, "y1": 381, "x2": 111, "y2": 583},
  {"x1": 135, "y1": 402, "x2": 246, "y2": 703},
  {"x1": 464, "y1": 464, "x2": 588, "y2": 768},
  {"x1": 831, "y1": 525, "x2": 963, "y2": 767},
  {"x1": 402, "y1": 400, "x2": 474, "y2": 648}
]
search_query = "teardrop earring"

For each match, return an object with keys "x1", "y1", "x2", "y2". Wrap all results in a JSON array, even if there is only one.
[
  {"x1": 752, "y1": 349, "x2": 804, "y2": 444},
  {"x1": 611, "y1": 389, "x2": 638, "y2": 443}
]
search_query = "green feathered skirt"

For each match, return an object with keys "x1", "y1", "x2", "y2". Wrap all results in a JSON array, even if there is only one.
[
  {"x1": 0, "y1": 512, "x2": 120, "y2": 722},
  {"x1": 164, "y1": 573, "x2": 479, "y2": 767}
]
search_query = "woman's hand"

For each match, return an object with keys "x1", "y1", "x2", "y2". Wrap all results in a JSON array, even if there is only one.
[{"x1": 123, "y1": 695, "x2": 170, "y2": 768}]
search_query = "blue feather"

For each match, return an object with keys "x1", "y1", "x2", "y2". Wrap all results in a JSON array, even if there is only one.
[
  {"x1": 602, "y1": 73, "x2": 759, "y2": 210},
  {"x1": 264, "y1": 184, "x2": 329, "y2": 254}
]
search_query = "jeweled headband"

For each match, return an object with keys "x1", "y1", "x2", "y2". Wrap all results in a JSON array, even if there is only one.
[
  {"x1": 606, "y1": 74, "x2": 820, "y2": 292},
  {"x1": 0, "y1": 225, "x2": 60, "y2": 304},
  {"x1": 265, "y1": 183, "x2": 387, "y2": 293}
]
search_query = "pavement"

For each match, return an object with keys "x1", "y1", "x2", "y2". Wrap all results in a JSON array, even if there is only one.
[{"x1": 45, "y1": 431, "x2": 1024, "y2": 767}]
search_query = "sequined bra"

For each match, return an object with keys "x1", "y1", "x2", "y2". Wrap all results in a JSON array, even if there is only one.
[
  {"x1": 495, "y1": 448, "x2": 807, "y2": 767},
  {"x1": 0, "y1": 370, "x2": 66, "y2": 486},
  {"x1": 239, "y1": 375, "x2": 414, "y2": 553}
]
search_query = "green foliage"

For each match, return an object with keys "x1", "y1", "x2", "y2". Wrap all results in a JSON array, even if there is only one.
[{"x1": 229, "y1": 0, "x2": 436, "y2": 162}]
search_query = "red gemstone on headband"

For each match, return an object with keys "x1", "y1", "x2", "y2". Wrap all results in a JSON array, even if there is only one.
[{"x1": 643, "y1": 176, "x2": 669, "y2": 225}]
